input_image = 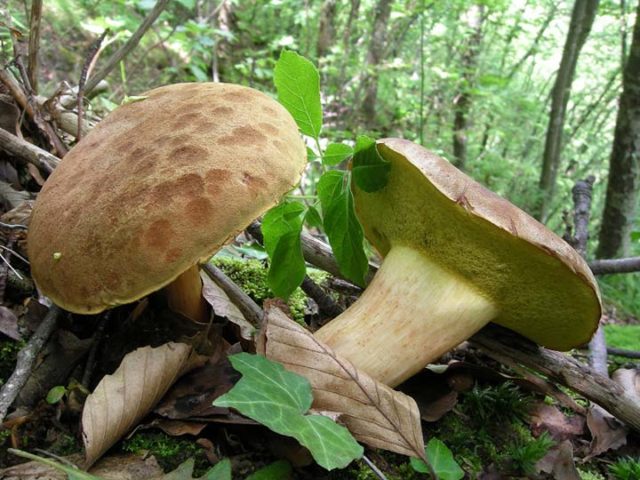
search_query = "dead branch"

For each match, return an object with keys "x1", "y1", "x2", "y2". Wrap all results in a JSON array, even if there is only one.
[
  {"x1": 77, "y1": 30, "x2": 109, "y2": 141},
  {"x1": 0, "y1": 68, "x2": 67, "y2": 157},
  {"x1": 607, "y1": 347, "x2": 640, "y2": 359},
  {"x1": 0, "y1": 305, "x2": 61, "y2": 423},
  {"x1": 589, "y1": 257, "x2": 640, "y2": 274},
  {"x1": 470, "y1": 325, "x2": 640, "y2": 432},
  {"x1": 83, "y1": 0, "x2": 170, "y2": 95},
  {"x1": 27, "y1": 0, "x2": 42, "y2": 93},
  {"x1": 0, "y1": 127, "x2": 59, "y2": 174}
]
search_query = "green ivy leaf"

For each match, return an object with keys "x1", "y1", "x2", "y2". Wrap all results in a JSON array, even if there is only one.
[
  {"x1": 323, "y1": 143, "x2": 354, "y2": 166},
  {"x1": 262, "y1": 202, "x2": 307, "y2": 299},
  {"x1": 410, "y1": 438, "x2": 464, "y2": 480},
  {"x1": 246, "y1": 460, "x2": 292, "y2": 479},
  {"x1": 307, "y1": 146, "x2": 319, "y2": 161},
  {"x1": 317, "y1": 171, "x2": 368, "y2": 286},
  {"x1": 274, "y1": 50, "x2": 322, "y2": 139},
  {"x1": 214, "y1": 353, "x2": 363, "y2": 470},
  {"x1": 352, "y1": 135, "x2": 390, "y2": 193}
]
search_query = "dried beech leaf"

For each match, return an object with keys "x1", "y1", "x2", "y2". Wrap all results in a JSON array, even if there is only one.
[
  {"x1": 0, "y1": 305, "x2": 20, "y2": 340},
  {"x1": 258, "y1": 306, "x2": 426, "y2": 460},
  {"x1": 586, "y1": 404, "x2": 627, "y2": 458},
  {"x1": 529, "y1": 403, "x2": 585, "y2": 441},
  {"x1": 82, "y1": 343, "x2": 196, "y2": 468},
  {"x1": 201, "y1": 272, "x2": 255, "y2": 340},
  {"x1": 535, "y1": 440, "x2": 580, "y2": 480}
]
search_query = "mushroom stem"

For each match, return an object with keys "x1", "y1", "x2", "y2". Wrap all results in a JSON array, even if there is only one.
[
  {"x1": 314, "y1": 244, "x2": 498, "y2": 387},
  {"x1": 164, "y1": 264, "x2": 209, "y2": 323}
]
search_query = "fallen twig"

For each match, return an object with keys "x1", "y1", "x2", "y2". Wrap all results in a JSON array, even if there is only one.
[
  {"x1": 27, "y1": 0, "x2": 42, "y2": 93},
  {"x1": 0, "y1": 305, "x2": 61, "y2": 423},
  {"x1": 202, "y1": 263, "x2": 263, "y2": 328},
  {"x1": 471, "y1": 325, "x2": 640, "y2": 432},
  {"x1": 607, "y1": 347, "x2": 640, "y2": 359},
  {"x1": 0, "y1": 127, "x2": 59, "y2": 174}
]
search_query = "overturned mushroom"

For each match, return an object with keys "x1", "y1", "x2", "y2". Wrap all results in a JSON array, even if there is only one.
[
  {"x1": 28, "y1": 83, "x2": 306, "y2": 321},
  {"x1": 315, "y1": 139, "x2": 601, "y2": 387}
]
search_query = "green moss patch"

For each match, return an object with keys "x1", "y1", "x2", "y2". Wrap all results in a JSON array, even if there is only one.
[
  {"x1": 212, "y1": 257, "x2": 328, "y2": 324},
  {"x1": 604, "y1": 324, "x2": 640, "y2": 351}
]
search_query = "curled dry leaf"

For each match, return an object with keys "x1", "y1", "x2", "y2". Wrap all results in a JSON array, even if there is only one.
[
  {"x1": 258, "y1": 306, "x2": 426, "y2": 460},
  {"x1": 529, "y1": 403, "x2": 585, "y2": 441},
  {"x1": 201, "y1": 272, "x2": 255, "y2": 341},
  {"x1": 82, "y1": 342, "x2": 199, "y2": 468},
  {"x1": 535, "y1": 440, "x2": 580, "y2": 480},
  {"x1": 586, "y1": 404, "x2": 627, "y2": 459},
  {"x1": 0, "y1": 305, "x2": 20, "y2": 340}
]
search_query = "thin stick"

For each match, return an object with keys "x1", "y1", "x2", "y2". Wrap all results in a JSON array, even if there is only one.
[
  {"x1": 83, "y1": 0, "x2": 170, "y2": 95},
  {"x1": 607, "y1": 347, "x2": 640, "y2": 359},
  {"x1": 27, "y1": 0, "x2": 42, "y2": 93},
  {"x1": 362, "y1": 455, "x2": 389, "y2": 480},
  {"x1": 202, "y1": 264, "x2": 263, "y2": 328},
  {"x1": 0, "y1": 125, "x2": 59, "y2": 174},
  {"x1": 77, "y1": 30, "x2": 109, "y2": 141},
  {"x1": 0, "y1": 305, "x2": 61, "y2": 423}
]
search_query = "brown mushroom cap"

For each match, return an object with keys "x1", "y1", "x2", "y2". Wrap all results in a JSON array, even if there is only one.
[
  {"x1": 353, "y1": 138, "x2": 600, "y2": 350},
  {"x1": 28, "y1": 83, "x2": 306, "y2": 313}
]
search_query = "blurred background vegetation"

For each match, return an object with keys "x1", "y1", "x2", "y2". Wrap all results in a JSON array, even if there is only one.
[{"x1": 2, "y1": 0, "x2": 638, "y2": 315}]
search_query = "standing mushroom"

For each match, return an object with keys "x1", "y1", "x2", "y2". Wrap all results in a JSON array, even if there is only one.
[
  {"x1": 315, "y1": 138, "x2": 601, "y2": 387},
  {"x1": 28, "y1": 83, "x2": 306, "y2": 321}
]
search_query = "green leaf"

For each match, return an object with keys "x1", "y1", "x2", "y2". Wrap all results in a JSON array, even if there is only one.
[
  {"x1": 410, "y1": 439, "x2": 464, "y2": 480},
  {"x1": 305, "y1": 204, "x2": 323, "y2": 229},
  {"x1": 213, "y1": 353, "x2": 363, "y2": 470},
  {"x1": 201, "y1": 458, "x2": 232, "y2": 480},
  {"x1": 323, "y1": 143, "x2": 354, "y2": 166},
  {"x1": 631, "y1": 231, "x2": 640, "y2": 242},
  {"x1": 262, "y1": 202, "x2": 307, "y2": 298},
  {"x1": 274, "y1": 50, "x2": 322, "y2": 139},
  {"x1": 352, "y1": 136, "x2": 390, "y2": 193},
  {"x1": 307, "y1": 147, "x2": 319, "y2": 161},
  {"x1": 317, "y1": 171, "x2": 368, "y2": 286},
  {"x1": 246, "y1": 460, "x2": 292, "y2": 479},
  {"x1": 46, "y1": 385, "x2": 67, "y2": 404}
]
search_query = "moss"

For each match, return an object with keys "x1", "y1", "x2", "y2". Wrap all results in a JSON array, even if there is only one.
[
  {"x1": 0, "y1": 340, "x2": 22, "y2": 386},
  {"x1": 578, "y1": 468, "x2": 606, "y2": 480},
  {"x1": 212, "y1": 257, "x2": 328, "y2": 324},
  {"x1": 609, "y1": 457, "x2": 640, "y2": 480},
  {"x1": 327, "y1": 455, "x2": 423, "y2": 479},
  {"x1": 121, "y1": 431, "x2": 207, "y2": 475}
]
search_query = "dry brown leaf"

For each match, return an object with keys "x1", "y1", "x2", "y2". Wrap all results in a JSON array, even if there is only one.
[
  {"x1": 201, "y1": 272, "x2": 255, "y2": 340},
  {"x1": 258, "y1": 306, "x2": 426, "y2": 460},
  {"x1": 535, "y1": 440, "x2": 580, "y2": 480},
  {"x1": 82, "y1": 342, "x2": 197, "y2": 468},
  {"x1": 585, "y1": 404, "x2": 627, "y2": 459},
  {"x1": 0, "y1": 305, "x2": 20, "y2": 340},
  {"x1": 529, "y1": 403, "x2": 585, "y2": 441}
]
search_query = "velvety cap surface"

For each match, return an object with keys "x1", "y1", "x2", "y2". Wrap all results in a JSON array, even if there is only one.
[
  {"x1": 353, "y1": 138, "x2": 600, "y2": 350},
  {"x1": 28, "y1": 83, "x2": 306, "y2": 313}
]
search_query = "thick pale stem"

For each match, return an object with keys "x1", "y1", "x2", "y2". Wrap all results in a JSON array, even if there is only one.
[
  {"x1": 164, "y1": 264, "x2": 209, "y2": 323},
  {"x1": 315, "y1": 245, "x2": 498, "y2": 387}
]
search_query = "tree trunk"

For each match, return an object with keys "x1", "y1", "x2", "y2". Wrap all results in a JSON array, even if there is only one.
[
  {"x1": 596, "y1": 0, "x2": 640, "y2": 259},
  {"x1": 452, "y1": 4, "x2": 485, "y2": 170},
  {"x1": 536, "y1": 0, "x2": 600, "y2": 222},
  {"x1": 360, "y1": 0, "x2": 393, "y2": 127},
  {"x1": 317, "y1": 0, "x2": 337, "y2": 59}
]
